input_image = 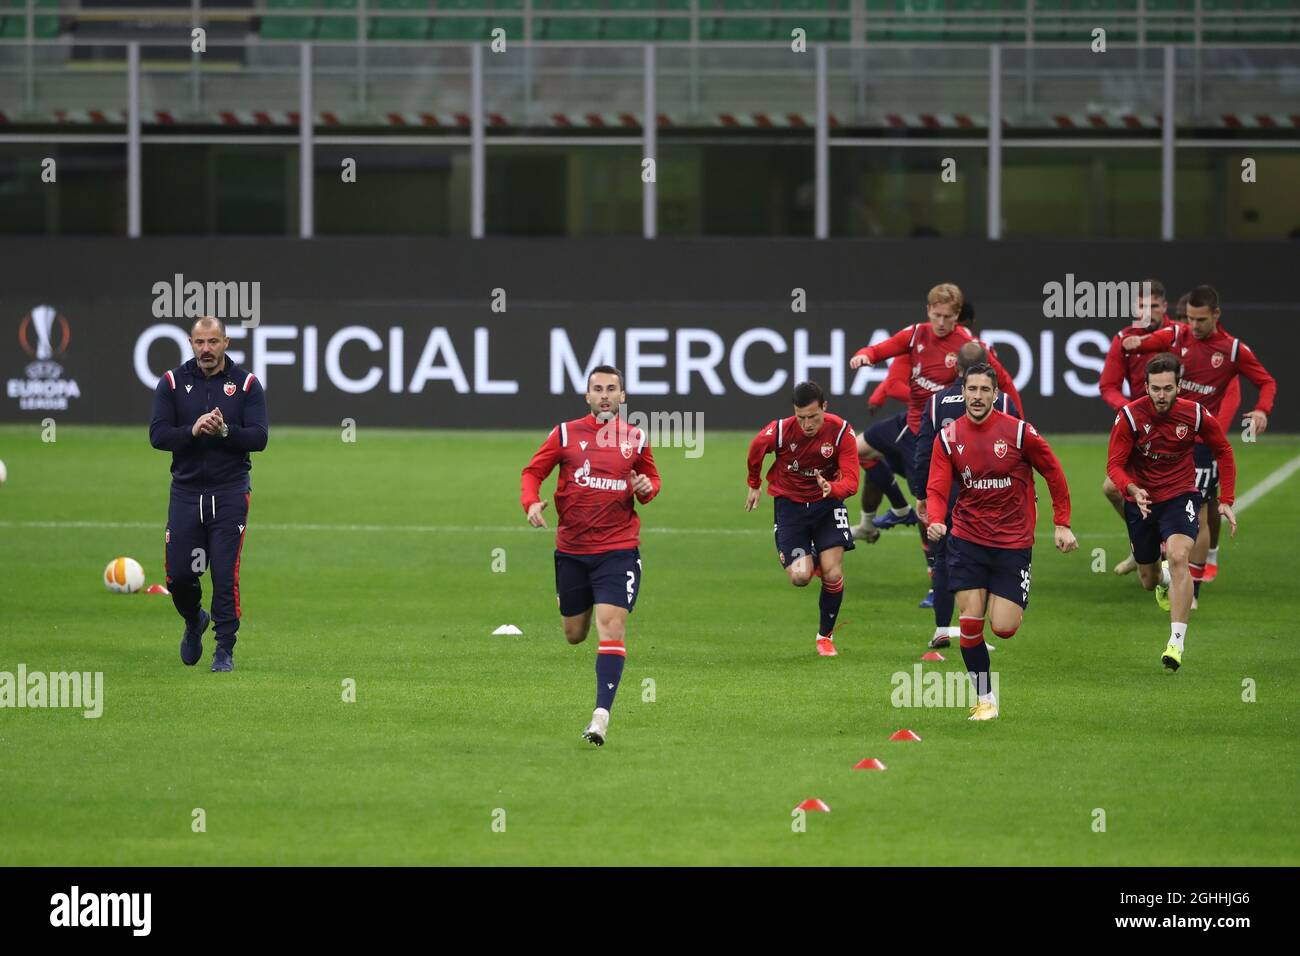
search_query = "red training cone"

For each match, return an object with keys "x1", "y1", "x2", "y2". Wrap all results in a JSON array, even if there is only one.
[
  {"x1": 144, "y1": 584, "x2": 170, "y2": 595},
  {"x1": 796, "y1": 798, "x2": 830, "y2": 812},
  {"x1": 921, "y1": 651, "x2": 944, "y2": 661},
  {"x1": 889, "y1": 729, "x2": 922, "y2": 742},
  {"x1": 853, "y1": 758, "x2": 887, "y2": 771}
]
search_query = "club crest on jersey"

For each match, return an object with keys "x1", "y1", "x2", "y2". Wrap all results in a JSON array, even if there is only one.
[
  {"x1": 619, "y1": 439, "x2": 634, "y2": 460},
  {"x1": 1211, "y1": 351, "x2": 1224, "y2": 368},
  {"x1": 821, "y1": 442, "x2": 834, "y2": 458},
  {"x1": 944, "y1": 352, "x2": 957, "y2": 368},
  {"x1": 1176, "y1": 423, "x2": 1189, "y2": 439},
  {"x1": 223, "y1": 381, "x2": 236, "y2": 396},
  {"x1": 993, "y1": 439, "x2": 1008, "y2": 459}
]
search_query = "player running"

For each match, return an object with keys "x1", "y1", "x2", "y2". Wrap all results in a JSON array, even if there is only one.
[
  {"x1": 924, "y1": 363, "x2": 1076, "y2": 720},
  {"x1": 520, "y1": 365, "x2": 661, "y2": 747},
  {"x1": 1122, "y1": 286, "x2": 1274, "y2": 604},
  {"x1": 1100, "y1": 282, "x2": 1242, "y2": 577},
  {"x1": 848, "y1": 284, "x2": 1020, "y2": 608},
  {"x1": 913, "y1": 342, "x2": 1020, "y2": 649},
  {"x1": 1106, "y1": 353, "x2": 1237, "y2": 671},
  {"x1": 746, "y1": 380, "x2": 860, "y2": 658}
]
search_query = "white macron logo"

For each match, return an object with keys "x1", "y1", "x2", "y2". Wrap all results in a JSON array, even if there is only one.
[
  {"x1": 579, "y1": 440, "x2": 588, "y2": 450},
  {"x1": 185, "y1": 385, "x2": 192, "y2": 393},
  {"x1": 49, "y1": 886, "x2": 151, "y2": 936}
]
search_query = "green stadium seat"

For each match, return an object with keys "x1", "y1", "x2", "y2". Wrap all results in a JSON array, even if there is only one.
[
  {"x1": 891, "y1": 0, "x2": 945, "y2": 42},
  {"x1": 370, "y1": 0, "x2": 430, "y2": 40},
  {"x1": 431, "y1": 0, "x2": 488, "y2": 40},
  {"x1": 1201, "y1": 0, "x2": 1237, "y2": 43},
  {"x1": 488, "y1": 0, "x2": 525, "y2": 38},
  {"x1": 953, "y1": 0, "x2": 1010, "y2": 42},
  {"x1": 717, "y1": 0, "x2": 775, "y2": 41},
  {"x1": 260, "y1": 0, "x2": 317, "y2": 41},
  {"x1": 316, "y1": 0, "x2": 360, "y2": 40},
  {"x1": 541, "y1": 0, "x2": 602, "y2": 40},
  {"x1": 776, "y1": 0, "x2": 838, "y2": 43},
  {"x1": 1, "y1": 0, "x2": 61, "y2": 39},
  {"x1": 660, "y1": 0, "x2": 718, "y2": 39},
  {"x1": 1088, "y1": 0, "x2": 1136, "y2": 43},
  {"x1": 1032, "y1": 0, "x2": 1072, "y2": 43},
  {"x1": 1143, "y1": 0, "x2": 1192, "y2": 42},
  {"x1": 1240, "y1": 0, "x2": 1291, "y2": 43},
  {"x1": 603, "y1": 0, "x2": 658, "y2": 40}
]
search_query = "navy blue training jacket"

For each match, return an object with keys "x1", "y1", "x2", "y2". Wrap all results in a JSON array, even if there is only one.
[{"x1": 149, "y1": 357, "x2": 269, "y2": 494}]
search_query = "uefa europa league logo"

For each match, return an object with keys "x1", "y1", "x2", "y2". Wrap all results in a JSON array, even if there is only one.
[
  {"x1": 18, "y1": 305, "x2": 70, "y2": 362},
  {"x1": 31, "y1": 305, "x2": 57, "y2": 360}
]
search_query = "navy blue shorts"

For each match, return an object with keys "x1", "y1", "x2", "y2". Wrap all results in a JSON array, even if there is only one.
[
  {"x1": 554, "y1": 548, "x2": 641, "y2": 617},
  {"x1": 865, "y1": 412, "x2": 917, "y2": 485},
  {"x1": 774, "y1": 496, "x2": 855, "y2": 568},
  {"x1": 947, "y1": 534, "x2": 1033, "y2": 609},
  {"x1": 1125, "y1": 492, "x2": 1202, "y2": 565},
  {"x1": 1193, "y1": 444, "x2": 1219, "y2": 499}
]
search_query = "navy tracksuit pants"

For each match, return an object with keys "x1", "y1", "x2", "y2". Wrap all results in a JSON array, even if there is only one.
[{"x1": 166, "y1": 488, "x2": 251, "y2": 650}]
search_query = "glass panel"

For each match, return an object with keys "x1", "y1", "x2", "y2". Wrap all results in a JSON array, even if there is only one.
[
  {"x1": 827, "y1": 46, "x2": 992, "y2": 128},
  {"x1": 1001, "y1": 46, "x2": 1167, "y2": 129},
  {"x1": 1001, "y1": 147, "x2": 1161, "y2": 239},
  {"x1": 314, "y1": 144, "x2": 472, "y2": 235},
  {"x1": 658, "y1": 140, "x2": 814, "y2": 236},
  {"x1": 1175, "y1": 146, "x2": 1300, "y2": 240},
  {"x1": 486, "y1": 145, "x2": 643, "y2": 235},
  {"x1": 832, "y1": 145, "x2": 987, "y2": 237},
  {"x1": 0, "y1": 143, "x2": 126, "y2": 234},
  {"x1": 484, "y1": 44, "x2": 646, "y2": 130},
  {"x1": 657, "y1": 45, "x2": 816, "y2": 126},
  {"x1": 141, "y1": 144, "x2": 299, "y2": 235}
]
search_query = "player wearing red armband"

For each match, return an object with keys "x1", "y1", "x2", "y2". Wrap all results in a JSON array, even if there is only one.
[
  {"x1": 1122, "y1": 286, "x2": 1273, "y2": 603},
  {"x1": 520, "y1": 365, "x2": 661, "y2": 747},
  {"x1": 746, "y1": 381, "x2": 860, "y2": 658},
  {"x1": 924, "y1": 364, "x2": 1077, "y2": 721},
  {"x1": 1106, "y1": 353, "x2": 1237, "y2": 671}
]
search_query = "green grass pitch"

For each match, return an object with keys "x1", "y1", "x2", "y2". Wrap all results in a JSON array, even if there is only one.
[{"x1": 0, "y1": 423, "x2": 1297, "y2": 866}]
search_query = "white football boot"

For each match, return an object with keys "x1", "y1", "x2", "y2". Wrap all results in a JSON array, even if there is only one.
[{"x1": 582, "y1": 707, "x2": 610, "y2": 746}]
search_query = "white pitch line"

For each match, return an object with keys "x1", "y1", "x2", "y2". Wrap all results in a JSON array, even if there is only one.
[
  {"x1": 0, "y1": 517, "x2": 1127, "y2": 539},
  {"x1": 1233, "y1": 451, "x2": 1300, "y2": 514},
  {"x1": 4, "y1": 452, "x2": 1297, "y2": 536}
]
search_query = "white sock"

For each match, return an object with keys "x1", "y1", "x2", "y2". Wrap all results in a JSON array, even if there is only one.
[
  {"x1": 1208, "y1": 547, "x2": 1219, "y2": 564},
  {"x1": 891, "y1": 505, "x2": 910, "y2": 517},
  {"x1": 817, "y1": 633, "x2": 832, "y2": 642},
  {"x1": 979, "y1": 692, "x2": 997, "y2": 706},
  {"x1": 934, "y1": 626, "x2": 949, "y2": 639},
  {"x1": 859, "y1": 511, "x2": 876, "y2": 528},
  {"x1": 948, "y1": 626, "x2": 960, "y2": 638},
  {"x1": 1159, "y1": 565, "x2": 1171, "y2": 588},
  {"x1": 1170, "y1": 623, "x2": 1187, "y2": 650}
]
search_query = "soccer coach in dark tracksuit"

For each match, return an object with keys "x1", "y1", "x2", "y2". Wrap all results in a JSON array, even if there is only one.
[{"x1": 149, "y1": 316, "x2": 268, "y2": 672}]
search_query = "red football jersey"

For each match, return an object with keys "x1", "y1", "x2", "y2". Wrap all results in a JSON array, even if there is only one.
[
  {"x1": 1134, "y1": 323, "x2": 1275, "y2": 421},
  {"x1": 520, "y1": 414, "x2": 661, "y2": 554},
  {"x1": 1104, "y1": 319, "x2": 1243, "y2": 423},
  {"x1": 747, "y1": 412, "x2": 860, "y2": 504},
  {"x1": 1106, "y1": 396, "x2": 1237, "y2": 506},
  {"x1": 925, "y1": 410, "x2": 1071, "y2": 549},
  {"x1": 855, "y1": 324, "x2": 1020, "y2": 432}
]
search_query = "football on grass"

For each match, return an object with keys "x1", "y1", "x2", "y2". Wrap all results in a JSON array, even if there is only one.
[{"x1": 104, "y1": 557, "x2": 145, "y2": 594}]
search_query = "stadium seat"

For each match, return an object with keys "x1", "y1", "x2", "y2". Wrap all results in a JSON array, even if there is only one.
[
  {"x1": 1143, "y1": 0, "x2": 1192, "y2": 42},
  {"x1": 541, "y1": 0, "x2": 602, "y2": 41},
  {"x1": 660, "y1": 0, "x2": 718, "y2": 40},
  {"x1": 717, "y1": 0, "x2": 776, "y2": 41},
  {"x1": 1239, "y1": 0, "x2": 1291, "y2": 43},
  {"x1": 1, "y1": 0, "x2": 60, "y2": 39},
  {"x1": 776, "y1": 0, "x2": 837, "y2": 43},
  {"x1": 604, "y1": 0, "x2": 659, "y2": 40},
  {"x1": 261, "y1": 0, "x2": 318, "y2": 41},
  {"x1": 1032, "y1": 0, "x2": 1072, "y2": 43},
  {"x1": 370, "y1": 0, "x2": 431, "y2": 40},
  {"x1": 952, "y1": 0, "x2": 1010, "y2": 42},
  {"x1": 316, "y1": 0, "x2": 361, "y2": 40},
  {"x1": 487, "y1": 0, "x2": 525, "y2": 40},
  {"x1": 431, "y1": 0, "x2": 489, "y2": 40},
  {"x1": 1201, "y1": 0, "x2": 1237, "y2": 43}
]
